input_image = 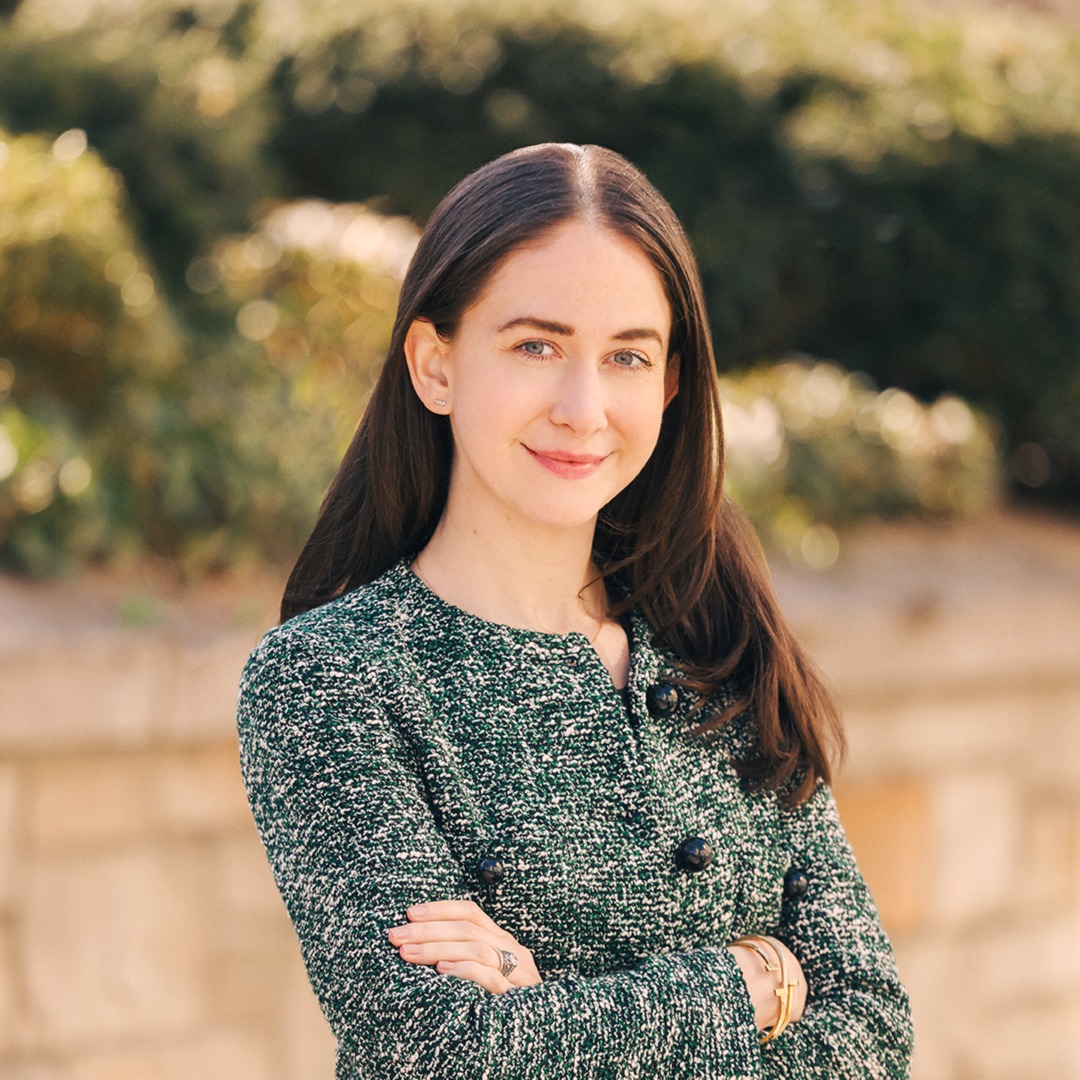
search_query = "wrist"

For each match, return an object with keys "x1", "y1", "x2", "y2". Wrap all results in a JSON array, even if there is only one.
[{"x1": 728, "y1": 935, "x2": 801, "y2": 1043}]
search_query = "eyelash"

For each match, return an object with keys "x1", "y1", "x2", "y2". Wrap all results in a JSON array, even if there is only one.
[
  {"x1": 516, "y1": 340, "x2": 556, "y2": 359},
  {"x1": 514, "y1": 340, "x2": 653, "y2": 370},
  {"x1": 612, "y1": 349, "x2": 652, "y2": 370}
]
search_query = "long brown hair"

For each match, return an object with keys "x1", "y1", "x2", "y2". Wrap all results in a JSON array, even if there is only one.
[{"x1": 282, "y1": 143, "x2": 843, "y2": 804}]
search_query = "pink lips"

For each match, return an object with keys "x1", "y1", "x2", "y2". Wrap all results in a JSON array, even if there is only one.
[{"x1": 525, "y1": 447, "x2": 608, "y2": 479}]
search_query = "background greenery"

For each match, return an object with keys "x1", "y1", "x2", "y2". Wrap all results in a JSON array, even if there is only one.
[{"x1": 1, "y1": 0, "x2": 1075, "y2": 575}]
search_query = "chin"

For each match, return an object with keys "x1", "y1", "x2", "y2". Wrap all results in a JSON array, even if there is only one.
[{"x1": 518, "y1": 502, "x2": 604, "y2": 532}]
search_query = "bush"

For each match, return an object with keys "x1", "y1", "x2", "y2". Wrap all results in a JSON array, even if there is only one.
[
  {"x1": 200, "y1": 200, "x2": 411, "y2": 438},
  {"x1": 0, "y1": 5, "x2": 277, "y2": 292},
  {"x1": 0, "y1": 0, "x2": 1060, "y2": 575},
  {"x1": 5, "y1": 0, "x2": 1077, "y2": 501},
  {"x1": 720, "y1": 360, "x2": 1000, "y2": 567},
  {"x1": 261, "y1": 1, "x2": 1080, "y2": 502},
  {"x1": 0, "y1": 125, "x2": 409, "y2": 573},
  {"x1": 0, "y1": 128, "x2": 184, "y2": 571}
]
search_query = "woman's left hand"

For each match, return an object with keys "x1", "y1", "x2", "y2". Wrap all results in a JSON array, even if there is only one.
[{"x1": 387, "y1": 899, "x2": 542, "y2": 994}]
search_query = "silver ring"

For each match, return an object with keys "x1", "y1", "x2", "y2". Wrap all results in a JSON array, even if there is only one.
[{"x1": 496, "y1": 948, "x2": 518, "y2": 978}]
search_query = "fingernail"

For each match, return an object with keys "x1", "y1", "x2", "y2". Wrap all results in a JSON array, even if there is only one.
[
  {"x1": 408, "y1": 904, "x2": 428, "y2": 917},
  {"x1": 387, "y1": 927, "x2": 406, "y2": 944},
  {"x1": 401, "y1": 944, "x2": 421, "y2": 958}
]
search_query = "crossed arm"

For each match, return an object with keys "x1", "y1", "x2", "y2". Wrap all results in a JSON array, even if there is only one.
[
  {"x1": 238, "y1": 631, "x2": 912, "y2": 1078},
  {"x1": 387, "y1": 897, "x2": 807, "y2": 1037}
]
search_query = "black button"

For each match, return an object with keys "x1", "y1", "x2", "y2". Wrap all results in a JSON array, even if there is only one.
[
  {"x1": 675, "y1": 836, "x2": 714, "y2": 873},
  {"x1": 476, "y1": 857, "x2": 505, "y2": 887},
  {"x1": 784, "y1": 867, "x2": 809, "y2": 899},
  {"x1": 646, "y1": 683, "x2": 679, "y2": 717}
]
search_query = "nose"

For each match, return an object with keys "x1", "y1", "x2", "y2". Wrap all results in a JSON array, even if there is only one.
[{"x1": 548, "y1": 360, "x2": 608, "y2": 436}]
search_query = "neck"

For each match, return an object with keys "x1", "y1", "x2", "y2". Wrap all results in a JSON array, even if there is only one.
[{"x1": 412, "y1": 496, "x2": 606, "y2": 637}]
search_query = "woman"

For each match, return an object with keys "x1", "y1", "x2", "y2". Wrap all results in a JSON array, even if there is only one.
[{"x1": 238, "y1": 143, "x2": 913, "y2": 1078}]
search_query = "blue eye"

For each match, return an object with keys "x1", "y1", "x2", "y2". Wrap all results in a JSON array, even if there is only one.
[
  {"x1": 519, "y1": 340, "x2": 554, "y2": 357},
  {"x1": 612, "y1": 350, "x2": 651, "y2": 369}
]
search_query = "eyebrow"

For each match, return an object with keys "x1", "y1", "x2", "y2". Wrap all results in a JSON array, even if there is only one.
[{"x1": 496, "y1": 316, "x2": 665, "y2": 347}]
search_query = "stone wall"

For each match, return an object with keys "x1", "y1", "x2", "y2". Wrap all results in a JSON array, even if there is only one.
[
  {"x1": 1, "y1": 510, "x2": 1078, "y2": 1079},
  {"x1": 773, "y1": 513, "x2": 1080, "y2": 1079}
]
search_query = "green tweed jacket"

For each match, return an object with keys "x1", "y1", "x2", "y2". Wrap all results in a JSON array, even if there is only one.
[{"x1": 238, "y1": 560, "x2": 912, "y2": 1078}]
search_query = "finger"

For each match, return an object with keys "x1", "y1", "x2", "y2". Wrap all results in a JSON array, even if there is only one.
[
  {"x1": 396, "y1": 939, "x2": 503, "y2": 968},
  {"x1": 435, "y1": 959, "x2": 511, "y2": 995},
  {"x1": 390, "y1": 919, "x2": 507, "y2": 946},
  {"x1": 406, "y1": 900, "x2": 501, "y2": 932}
]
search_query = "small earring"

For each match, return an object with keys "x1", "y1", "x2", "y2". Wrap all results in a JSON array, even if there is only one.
[{"x1": 433, "y1": 398, "x2": 447, "y2": 407}]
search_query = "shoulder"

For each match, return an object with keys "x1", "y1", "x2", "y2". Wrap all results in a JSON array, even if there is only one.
[{"x1": 240, "y1": 561, "x2": 416, "y2": 697}]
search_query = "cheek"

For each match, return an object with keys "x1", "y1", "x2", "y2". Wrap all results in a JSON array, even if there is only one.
[
  {"x1": 620, "y1": 391, "x2": 668, "y2": 457},
  {"x1": 452, "y1": 386, "x2": 525, "y2": 435},
  {"x1": 447, "y1": 385, "x2": 532, "y2": 467}
]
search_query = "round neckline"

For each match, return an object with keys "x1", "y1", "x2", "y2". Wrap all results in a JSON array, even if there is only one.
[
  {"x1": 391, "y1": 559, "x2": 645, "y2": 694},
  {"x1": 397, "y1": 558, "x2": 597, "y2": 647}
]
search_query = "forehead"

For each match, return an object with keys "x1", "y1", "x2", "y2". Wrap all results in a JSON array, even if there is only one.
[{"x1": 469, "y1": 221, "x2": 671, "y2": 338}]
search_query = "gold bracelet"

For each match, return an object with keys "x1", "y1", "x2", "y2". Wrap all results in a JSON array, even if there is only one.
[
  {"x1": 729, "y1": 935, "x2": 799, "y2": 1044},
  {"x1": 759, "y1": 935, "x2": 799, "y2": 1044},
  {"x1": 728, "y1": 936, "x2": 779, "y2": 973}
]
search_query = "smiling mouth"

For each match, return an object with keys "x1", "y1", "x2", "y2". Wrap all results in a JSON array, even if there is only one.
[{"x1": 524, "y1": 446, "x2": 609, "y2": 478}]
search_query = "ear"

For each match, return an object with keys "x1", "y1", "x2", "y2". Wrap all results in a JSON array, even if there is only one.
[
  {"x1": 663, "y1": 353, "x2": 680, "y2": 408},
  {"x1": 404, "y1": 318, "x2": 452, "y2": 413}
]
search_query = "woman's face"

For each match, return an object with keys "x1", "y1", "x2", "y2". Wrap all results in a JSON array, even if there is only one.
[{"x1": 410, "y1": 219, "x2": 678, "y2": 535}]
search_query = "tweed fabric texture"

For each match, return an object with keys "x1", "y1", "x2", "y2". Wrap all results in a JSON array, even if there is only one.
[{"x1": 238, "y1": 560, "x2": 912, "y2": 1078}]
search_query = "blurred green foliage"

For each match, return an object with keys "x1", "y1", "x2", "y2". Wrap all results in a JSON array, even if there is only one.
[
  {"x1": 0, "y1": 128, "x2": 178, "y2": 570},
  {"x1": 721, "y1": 360, "x2": 999, "y2": 567},
  {"x1": 260, "y1": 2, "x2": 1080, "y2": 501},
  {"x1": 0, "y1": 1, "x2": 275, "y2": 290},
  {"x1": 3, "y1": 0, "x2": 1072, "y2": 574},
  {"x1": 0, "y1": 129, "x2": 400, "y2": 574}
]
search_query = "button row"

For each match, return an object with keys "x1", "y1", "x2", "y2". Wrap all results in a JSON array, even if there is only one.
[{"x1": 470, "y1": 686, "x2": 810, "y2": 892}]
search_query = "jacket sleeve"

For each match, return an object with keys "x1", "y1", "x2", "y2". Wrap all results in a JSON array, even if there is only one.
[
  {"x1": 237, "y1": 629, "x2": 763, "y2": 1079},
  {"x1": 762, "y1": 782, "x2": 914, "y2": 1078}
]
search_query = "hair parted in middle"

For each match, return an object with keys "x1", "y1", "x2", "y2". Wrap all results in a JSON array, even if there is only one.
[{"x1": 282, "y1": 142, "x2": 844, "y2": 804}]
